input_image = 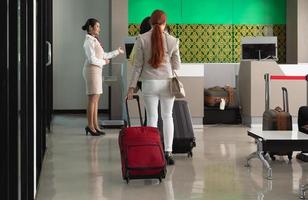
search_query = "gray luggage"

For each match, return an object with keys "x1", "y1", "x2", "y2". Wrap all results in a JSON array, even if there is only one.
[{"x1": 158, "y1": 100, "x2": 196, "y2": 157}]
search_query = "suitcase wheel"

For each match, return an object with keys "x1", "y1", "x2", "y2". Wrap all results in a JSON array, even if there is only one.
[
  {"x1": 288, "y1": 153, "x2": 293, "y2": 161},
  {"x1": 159, "y1": 177, "x2": 162, "y2": 183},
  {"x1": 125, "y1": 171, "x2": 130, "y2": 184},
  {"x1": 188, "y1": 151, "x2": 193, "y2": 158},
  {"x1": 270, "y1": 154, "x2": 276, "y2": 161}
]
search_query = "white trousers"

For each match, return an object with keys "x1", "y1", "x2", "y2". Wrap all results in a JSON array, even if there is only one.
[{"x1": 141, "y1": 80, "x2": 175, "y2": 152}]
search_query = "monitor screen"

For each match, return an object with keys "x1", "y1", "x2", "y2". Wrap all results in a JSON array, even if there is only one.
[
  {"x1": 123, "y1": 36, "x2": 136, "y2": 59},
  {"x1": 242, "y1": 43, "x2": 277, "y2": 60},
  {"x1": 124, "y1": 43, "x2": 135, "y2": 59}
]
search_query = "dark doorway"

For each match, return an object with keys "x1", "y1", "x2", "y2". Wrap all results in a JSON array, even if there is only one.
[{"x1": 0, "y1": 0, "x2": 53, "y2": 199}]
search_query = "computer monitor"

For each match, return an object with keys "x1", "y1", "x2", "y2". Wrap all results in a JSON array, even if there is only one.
[
  {"x1": 123, "y1": 36, "x2": 136, "y2": 59},
  {"x1": 241, "y1": 36, "x2": 278, "y2": 60},
  {"x1": 124, "y1": 43, "x2": 135, "y2": 59}
]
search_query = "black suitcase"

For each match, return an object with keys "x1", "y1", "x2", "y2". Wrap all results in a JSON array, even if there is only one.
[
  {"x1": 158, "y1": 100, "x2": 196, "y2": 157},
  {"x1": 262, "y1": 74, "x2": 292, "y2": 160},
  {"x1": 203, "y1": 105, "x2": 241, "y2": 124},
  {"x1": 296, "y1": 106, "x2": 308, "y2": 162},
  {"x1": 296, "y1": 75, "x2": 308, "y2": 161},
  {"x1": 298, "y1": 106, "x2": 308, "y2": 134}
]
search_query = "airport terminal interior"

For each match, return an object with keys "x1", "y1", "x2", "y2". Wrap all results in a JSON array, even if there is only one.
[{"x1": 1, "y1": 0, "x2": 308, "y2": 200}]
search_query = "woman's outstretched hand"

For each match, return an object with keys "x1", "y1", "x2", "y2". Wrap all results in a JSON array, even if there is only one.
[{"x1": 118, "y1": 47, "x2": 124, "y2": 54}]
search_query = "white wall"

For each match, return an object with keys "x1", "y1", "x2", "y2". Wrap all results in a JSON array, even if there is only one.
[
  {"x1": 286, "y1": 0, "x2": 308, "y2": 64},
  {"x1": 53, "y1": 0, "x2": 110, "y2": 109},
  {"x1": 286, "y1": 0, "x2": 298, "y2": 64},
  {"x1": 298, "y1": 0, "x2": 308, "y2": 63},
  {"x1": 204, "y1": 63, "x2": 240, "y2": 88}
]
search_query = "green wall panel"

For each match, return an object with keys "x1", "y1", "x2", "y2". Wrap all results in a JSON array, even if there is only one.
[
  {"x1": 128, "y1": 0, "x2": 286, "y2": 24},
  {"x1": 181, "y1": 0, "x2": 233, "y2": 24},
  {"x1": 128, "y1": 0, "x2": 181, "y2": 24},
  {"x1": 233, "y1": 0, "x2": 286, "y2": 24}
]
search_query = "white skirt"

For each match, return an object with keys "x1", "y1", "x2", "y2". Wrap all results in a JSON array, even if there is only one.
[{"x1": 82, "y1": 64, "x2": 103, "y2": 95}]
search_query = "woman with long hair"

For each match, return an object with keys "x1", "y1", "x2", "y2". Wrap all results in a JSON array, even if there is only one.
[
  {"x1": 127, "y1": 10, "x2": 181, "y2": 165},
  {"x1": 82, "y1": 18, "x2": 124, "y2": 136}
]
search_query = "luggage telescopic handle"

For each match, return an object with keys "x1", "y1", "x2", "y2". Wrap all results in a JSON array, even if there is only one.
[
  {"x1": 125, "y1": 95, "x2": 143, "y2": 127},
  {"x1": 264, "y1": 73, "x2": 270, "y2": 110},
  {"x1": 282, "y1": 87, "x2": 289, "y2": 112}
]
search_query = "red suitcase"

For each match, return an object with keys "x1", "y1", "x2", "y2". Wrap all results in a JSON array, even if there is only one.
[{"x1": 119, "y1": 95, "x2": 166, "y2": 183}]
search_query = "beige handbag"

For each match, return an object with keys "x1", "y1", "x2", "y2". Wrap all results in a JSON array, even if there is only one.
[
  {"x1": 165, "y1": 35, "x2": 185, "y2": 98},
  {"x1": 170, "y1": 71, "x2": 185, "y2": 98}
]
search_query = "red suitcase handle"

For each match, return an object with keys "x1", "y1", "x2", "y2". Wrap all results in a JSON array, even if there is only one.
[{"x1": 125, "y1": 95, "x2": 143, "y2": 127}]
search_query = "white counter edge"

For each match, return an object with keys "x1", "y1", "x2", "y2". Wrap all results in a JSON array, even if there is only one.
[{"x1": 177, "y1": 63, "x2": 204, "y2": 77}]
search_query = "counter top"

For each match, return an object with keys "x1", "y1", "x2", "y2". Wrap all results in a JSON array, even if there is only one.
[{"x1": 177, "y1": 63, "x2": 204, "y2": 77}]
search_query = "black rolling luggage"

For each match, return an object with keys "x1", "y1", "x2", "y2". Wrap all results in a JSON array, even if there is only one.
[
  {"x1": 158, "y1": 100, "x2": 196, "y2": 157},
  {"x1": 262, "y1": 73, "x2": 292, "y2": 160},
  {"x1": 296, "y1": 77, "x2": 308, "y2": 161},
  {"x1": 298, "y1": 106, "x2": 308, "y2": 134},
  {"x1": 296, "y1": 106, "x2": 308, "y2": 162}
]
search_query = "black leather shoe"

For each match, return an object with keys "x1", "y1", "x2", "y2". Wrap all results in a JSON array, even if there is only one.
[{"x1": 165, "y1": 152, "x2": 175, "y2": 165}]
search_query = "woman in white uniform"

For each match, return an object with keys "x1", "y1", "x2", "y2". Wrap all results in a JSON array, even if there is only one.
[{"x1": 82, "y1": 18, "x2": 124, "y2": 136}]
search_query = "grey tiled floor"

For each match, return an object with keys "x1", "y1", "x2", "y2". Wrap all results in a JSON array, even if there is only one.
[{"x1": 36, "y1": 114, "x2": 308, "y2": 200}]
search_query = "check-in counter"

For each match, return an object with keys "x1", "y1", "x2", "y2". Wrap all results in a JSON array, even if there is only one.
[
  {"x1": 238, "y1": 60, "x2": 308, "y2": 127},
  {"x1": 125, "y1": 61, "x2": 204, "y2": 126}
]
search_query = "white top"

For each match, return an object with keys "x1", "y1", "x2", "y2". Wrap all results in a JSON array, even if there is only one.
[
  {"x1": 248, "y1": 128, "x2": 308, "y2": 140},
  {"x1": 83, "y1": 34, "x2": 119, "y2": 68},
  {"x1": 129, "y1": 30, "x2": 181, "y2": 88}
]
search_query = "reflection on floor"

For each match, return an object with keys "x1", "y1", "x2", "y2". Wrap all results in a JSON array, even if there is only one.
[{"x1": 36, "y1": 114, "x2": 308, "y2": 200}]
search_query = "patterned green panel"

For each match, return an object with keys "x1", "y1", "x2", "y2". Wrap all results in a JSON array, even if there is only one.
[
  {"x1": 177, "y1": 25, "x2": 233, "y2": 63},
  {"x1": 273, "y1": 25, "x2": 286, "y2": 64},
  {"x1": 128, "y1": 24, "x2": 286, "y2": 63},
  {"x1": 128, "y1": 24, "x2": 178, "y2": 37},
  {"x1": 233, "y1": 25, "x2": 286, "y2": 63},
  {"x1": 128, "y1": 24, "x2": 139, "y2": 36},
  {"x1": 233, "y1": 25, "x2": 267, "y2": 62}
]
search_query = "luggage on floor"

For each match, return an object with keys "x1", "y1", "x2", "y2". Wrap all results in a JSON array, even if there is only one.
[
  {"x1": 203, "y1": 105, "x2": 241, "y2": 124},
  {"x1": 204, "y1": 86, "x2": 229, "y2": 107},
  {"x1": 296, "y1": 106, "x2": 308, "y2": 162},
  {"x1": 158, "y1": 100, "x2": 196, "y2": 157},
  {"x1": 298, "y1": 106, "x2": 308, "y2": 134},
  {"x1": 204, "y1": 86, "x2": 238, "y2": 107},
  {"x1": 296, "y1": 75, "x2": 308, "y2": 162},
  {"x1": 118, "y1": 95, "x2": 166, "y2": 183},
  {"x1": 262, "y1": 74, "x2": 292, "y2": 160}
]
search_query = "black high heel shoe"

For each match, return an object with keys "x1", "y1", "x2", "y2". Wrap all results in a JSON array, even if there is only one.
[
  {"x1": 95, "y1": 128, "x2": 106, "y2": 135},
  {"x1": 85, "y1": 127, "x2": 100, "y2": 136},
  {"x1": 165, "y1": 152, "x2": 175, "y2": 165}
]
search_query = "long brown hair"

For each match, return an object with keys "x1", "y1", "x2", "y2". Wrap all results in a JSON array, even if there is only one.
[{"x1": 148, "y1": 10, "x2": 166, "y2": 68}]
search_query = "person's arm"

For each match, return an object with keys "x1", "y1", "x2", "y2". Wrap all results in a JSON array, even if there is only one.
[
  {"x1": 103, "y1": 50, "x2": 119, "y2": 59},
  {"x1": 171, "y1": 38, "x2": 181, "y2": 70},
  {"x1": 127, "y1": 38, "x2": 143, "y2": 99},
  {"x1": 103, "y1": 47, "x2": 124, "y2": 59},
  {"x1": 84, "y1": 39, "x2": 106, "y2": 68}
]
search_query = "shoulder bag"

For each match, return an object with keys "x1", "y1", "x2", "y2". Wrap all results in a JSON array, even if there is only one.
[{"x1": 165, "y1": 35, "x2": 185, "y2": 98}]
